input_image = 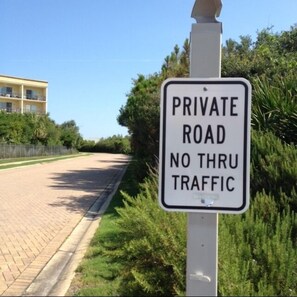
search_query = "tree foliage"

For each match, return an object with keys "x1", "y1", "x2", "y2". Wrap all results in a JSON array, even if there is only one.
[
  {"x1": 80, "y1": 135, "x2": 131, "y2": 154},
  {"x1": 117, "y1": 74, "x2": 161, "y2": 162},
  {"x1": 252, "y1": 75, "x2": 297, "y2": 144},
  {"x1": 0, "y1": 112, "x2": 82, "y2": 149},
  {"x1": 108, "y1": 25, "x2": 297, "y2": 296},
  {"x1": 117, "y1": 40, "x2": 190, "y2": 164},
  {"x1": 59, "y1": 120, "x2": 82, "y2": 149},
  {"x1": 222, "y1": 26, "x2": 297, "y2": 80}
]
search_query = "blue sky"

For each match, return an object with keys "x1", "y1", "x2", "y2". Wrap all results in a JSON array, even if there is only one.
[{"x1": 1, "y1": 0, "x2": 296, "y2": 140}]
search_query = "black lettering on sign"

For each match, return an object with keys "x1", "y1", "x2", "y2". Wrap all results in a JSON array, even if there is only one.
[
  {"x1": 171, "y1": 96, "x2": 240, "y2": 117},
  {"x1": 200, "y1": 96, "x2": 208, "y2": 115},
  {"x1": 170, "y1": 153, "x2": 190, "y2": 168},
  {"x1": 172, "y1": 97, "x2": 181, "y2": 115},
  {"x1": 172, "y1": 175, "x2": 179, "y2": 190},
  {"x1": 183, "y1": 125, "x2": 192, "y2": 143},
  {"x1": 206, "y1": 154, "x2": 216, "y2": 168},
  {"x1": 181, "y1": 175, "x2": 190, "y2": 190},
  {"x1": 231, "y1": 97, "x2": 238, "y2": 116},
  {"x1": 191, "y1": 175, "x2": 200, "y2": 190},
  {"x1": 171, "y1": 175, "x2": 236, "y2": 192},
  {"x1": 197, "y1": 153, "x2": 239, "y2": 169},
  {"x1": 226, "y1": 177, "x2": 235, "y2": 191},
  {"x1": 211, "y1": 176, "x2": 220, "y2": 191},
  {"x1": 209, "y1": 97, "x2": 219, "y2": 116},
  {"x1": 183, "y1": 124, "x2": 226, "y2": 144},
  {"x1": 183, "y1": 97, "x2": 191, "y2": 115},
  {"x1": 221, "y1": 97, "x2": 228, "y2": 116}
]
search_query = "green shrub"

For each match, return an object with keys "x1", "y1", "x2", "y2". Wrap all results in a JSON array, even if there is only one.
[
  {"x1": 73, "y1": 26, "x2": 297, "y2": 296},
  {"x1": 251, "y1": 130, "x2": 297, "y2": 211},
  {"x1": 105, "y1": 170, "x2": 187, "y2": 296},
  {"x1": 101, "y1": 130, "x2": 297, "y2": 296},
  {"x1": 79, "y1": 135, "x2": 131, "y2": 154},
  {"x1": 99, "y1": 160, "x2": 297, "y2": 296},
  {"x1": 252, "y1": 75, "x2": 297, "y2": 145},
  {"x1": 219, "y1": 192, "x2": 297, "y2": 296}
]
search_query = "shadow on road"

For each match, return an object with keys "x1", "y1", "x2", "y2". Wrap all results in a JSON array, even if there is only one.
[{"x1": 48, "y1": 158, "x2": 129, "y2": 215}]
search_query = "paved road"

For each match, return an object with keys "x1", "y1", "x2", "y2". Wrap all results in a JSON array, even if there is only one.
[{"x1": 0, "y1": 153, "x2": 130, "y2": 296}]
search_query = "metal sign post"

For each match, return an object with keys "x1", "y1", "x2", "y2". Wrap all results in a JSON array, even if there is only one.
[{"x1": 187, "y1": 1, "x2": 222, "y2": 296}]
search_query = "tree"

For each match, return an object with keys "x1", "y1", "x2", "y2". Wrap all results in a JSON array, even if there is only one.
[
  {"x1": 161, "y1": 39, "x2": 190, "y2": 79},
  {"x1": 118, "y1": 74, "x2": 161, "y2": 162},
  {"x1": 222, "y1": 26, "x2": 297, "y2": 80},
  {"x1": 118, "y1": 40, "x2": 190, "y2": 164},
  {"x1": 112, "y1": 25, "x2": 297, "y2": 296},
  {"x1": 59, "y1": 120, "x2": 82, "y2": 149}
]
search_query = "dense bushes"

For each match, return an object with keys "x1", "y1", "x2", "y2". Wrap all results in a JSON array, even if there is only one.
[
  {"x1": 0, "y1": 113, "x2": 132, "y2": 153},
  {"x1": 108, "y1": 25, "x2": 297, "y2": 296},
  {"x1": 99, "y1": 128, "x2": 296, "y2": 296},
  {"x1": 251, "y1": 130, "x2": 297, "y2": 211},
  {"x1": 113, "y1": 173, "x2": 186, "y2": 296},
  {"x1": 252, "y1": 75, "x2": 297, "y2": 144},
  {"x1": 0, "y1": 112, "x2": 82, "y2": 149},
  {"x1": 117, "y1": 74, "x2": 162, "y2": 162},
  {"x1": 79, "y1": 135, "x2": 131, "y2": 154},
  {"x1": 118, "y1": 27, "x2": 297, "y2": 160},
  {"x1": 219, "y1": 131, "x2": 297, "y2": 296},
  {"x1": 219, "y1": 192, "x2": 297, "y2": 296},
  {"x1": 70, "y1": 26, "x2": 297, "y2": 296},
  {"x1": 221, "y1": 27, "x2": 297, "y2": 80}
]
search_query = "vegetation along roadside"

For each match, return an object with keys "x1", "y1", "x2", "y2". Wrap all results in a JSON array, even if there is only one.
[
  {"x1": 67, "y1": 25, "x2": 297, "y2": 296},
  {"x1": 0, "y1": 153, "x2": 90, "y2": 170}
]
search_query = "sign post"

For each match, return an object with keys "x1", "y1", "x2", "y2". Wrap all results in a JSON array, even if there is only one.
[
  {"x1": 188, "y1": 2, "x2": 221, "y2": 296},
  {"x1": 158, "y1": 1, "x2": 251, "y2": 296}
]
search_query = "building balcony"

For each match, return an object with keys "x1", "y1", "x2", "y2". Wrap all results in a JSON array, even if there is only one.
[
  {"x1": 0, "y1": 92, "x2": 46, "y2": 101},
  {"x1": 0, "y1": 107, "x2": 22, "y2": 113},
  {"x1": 0, "y1": 92, "x2": 21, "y2": 99},
  {"x1": 24, "y1": 95, "x2": 46, "y2": 101}
]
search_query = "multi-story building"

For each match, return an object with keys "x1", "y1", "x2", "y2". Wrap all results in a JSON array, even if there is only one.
[{"x1": 0, "y1": 75, "x2": 48, "y2": 114}]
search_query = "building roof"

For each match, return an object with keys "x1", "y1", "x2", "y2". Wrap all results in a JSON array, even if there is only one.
[{"x1": 0, "y1": 74, "x2": 48, "y2": 85}]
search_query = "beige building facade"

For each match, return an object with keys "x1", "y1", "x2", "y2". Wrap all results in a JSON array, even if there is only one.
[{"x1": 0, "y1": 75, "x2": 48, "y2": 114}]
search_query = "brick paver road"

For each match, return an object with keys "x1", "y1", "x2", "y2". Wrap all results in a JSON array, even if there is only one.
[{"x1": 0, "y1": 153, "x2": 130, "y2": 296}]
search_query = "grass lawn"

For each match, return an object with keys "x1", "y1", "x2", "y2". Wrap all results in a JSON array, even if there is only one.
[
  {"x1": 0, "y1": 153, "x2": 89, "y2": 170},
  {"x1": 66, "y1": 159, "x2": 140, "y2": 296}
]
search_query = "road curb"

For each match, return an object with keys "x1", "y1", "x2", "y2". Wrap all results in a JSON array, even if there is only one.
[{"x1": 23, "y1": 163, "x2": 128, "y2": 296}]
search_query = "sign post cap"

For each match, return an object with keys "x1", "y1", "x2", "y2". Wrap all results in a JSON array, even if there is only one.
[{"x1": 191, "y1": 0, "x2": 222, "y2": 23}]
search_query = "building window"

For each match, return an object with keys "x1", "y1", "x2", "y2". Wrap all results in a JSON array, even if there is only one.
[
  {"x1": 26, "y1": 89, "x2": 33, "y2": 99},
  {"x1": 24, "y1": 104, "x2": 38, "y2": 113},
  {"x1": 31, "y1": 105, "x2": 37, "y2": 113},
  {"x1": 6, "y1": 102, "x2": 12, "y2": 112},
  {"x1": 0, "y1": 102, "x2": 12, "y2": 112},
  {"x1": 0, "y1": 102, "x2": 6, "y2": 110},
  {"x1": 0, "y1": 87, "x2": 13, "y2": 97},
  {"x1": 6, "y1": 87, "x2": 12, "y2": 95}
]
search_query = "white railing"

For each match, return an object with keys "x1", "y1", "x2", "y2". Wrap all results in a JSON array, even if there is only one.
[{"x1": 0, "y1": 92, "x2": 46, "y2": 101}]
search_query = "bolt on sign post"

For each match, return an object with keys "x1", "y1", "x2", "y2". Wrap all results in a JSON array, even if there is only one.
[{"x1": 158, "y1": 1, "x2": 252, "y2": 296}]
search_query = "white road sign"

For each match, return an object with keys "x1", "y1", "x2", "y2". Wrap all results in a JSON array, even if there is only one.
[{"x1": 159, "y1": 78, "x2": 252, "y2": 213}]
